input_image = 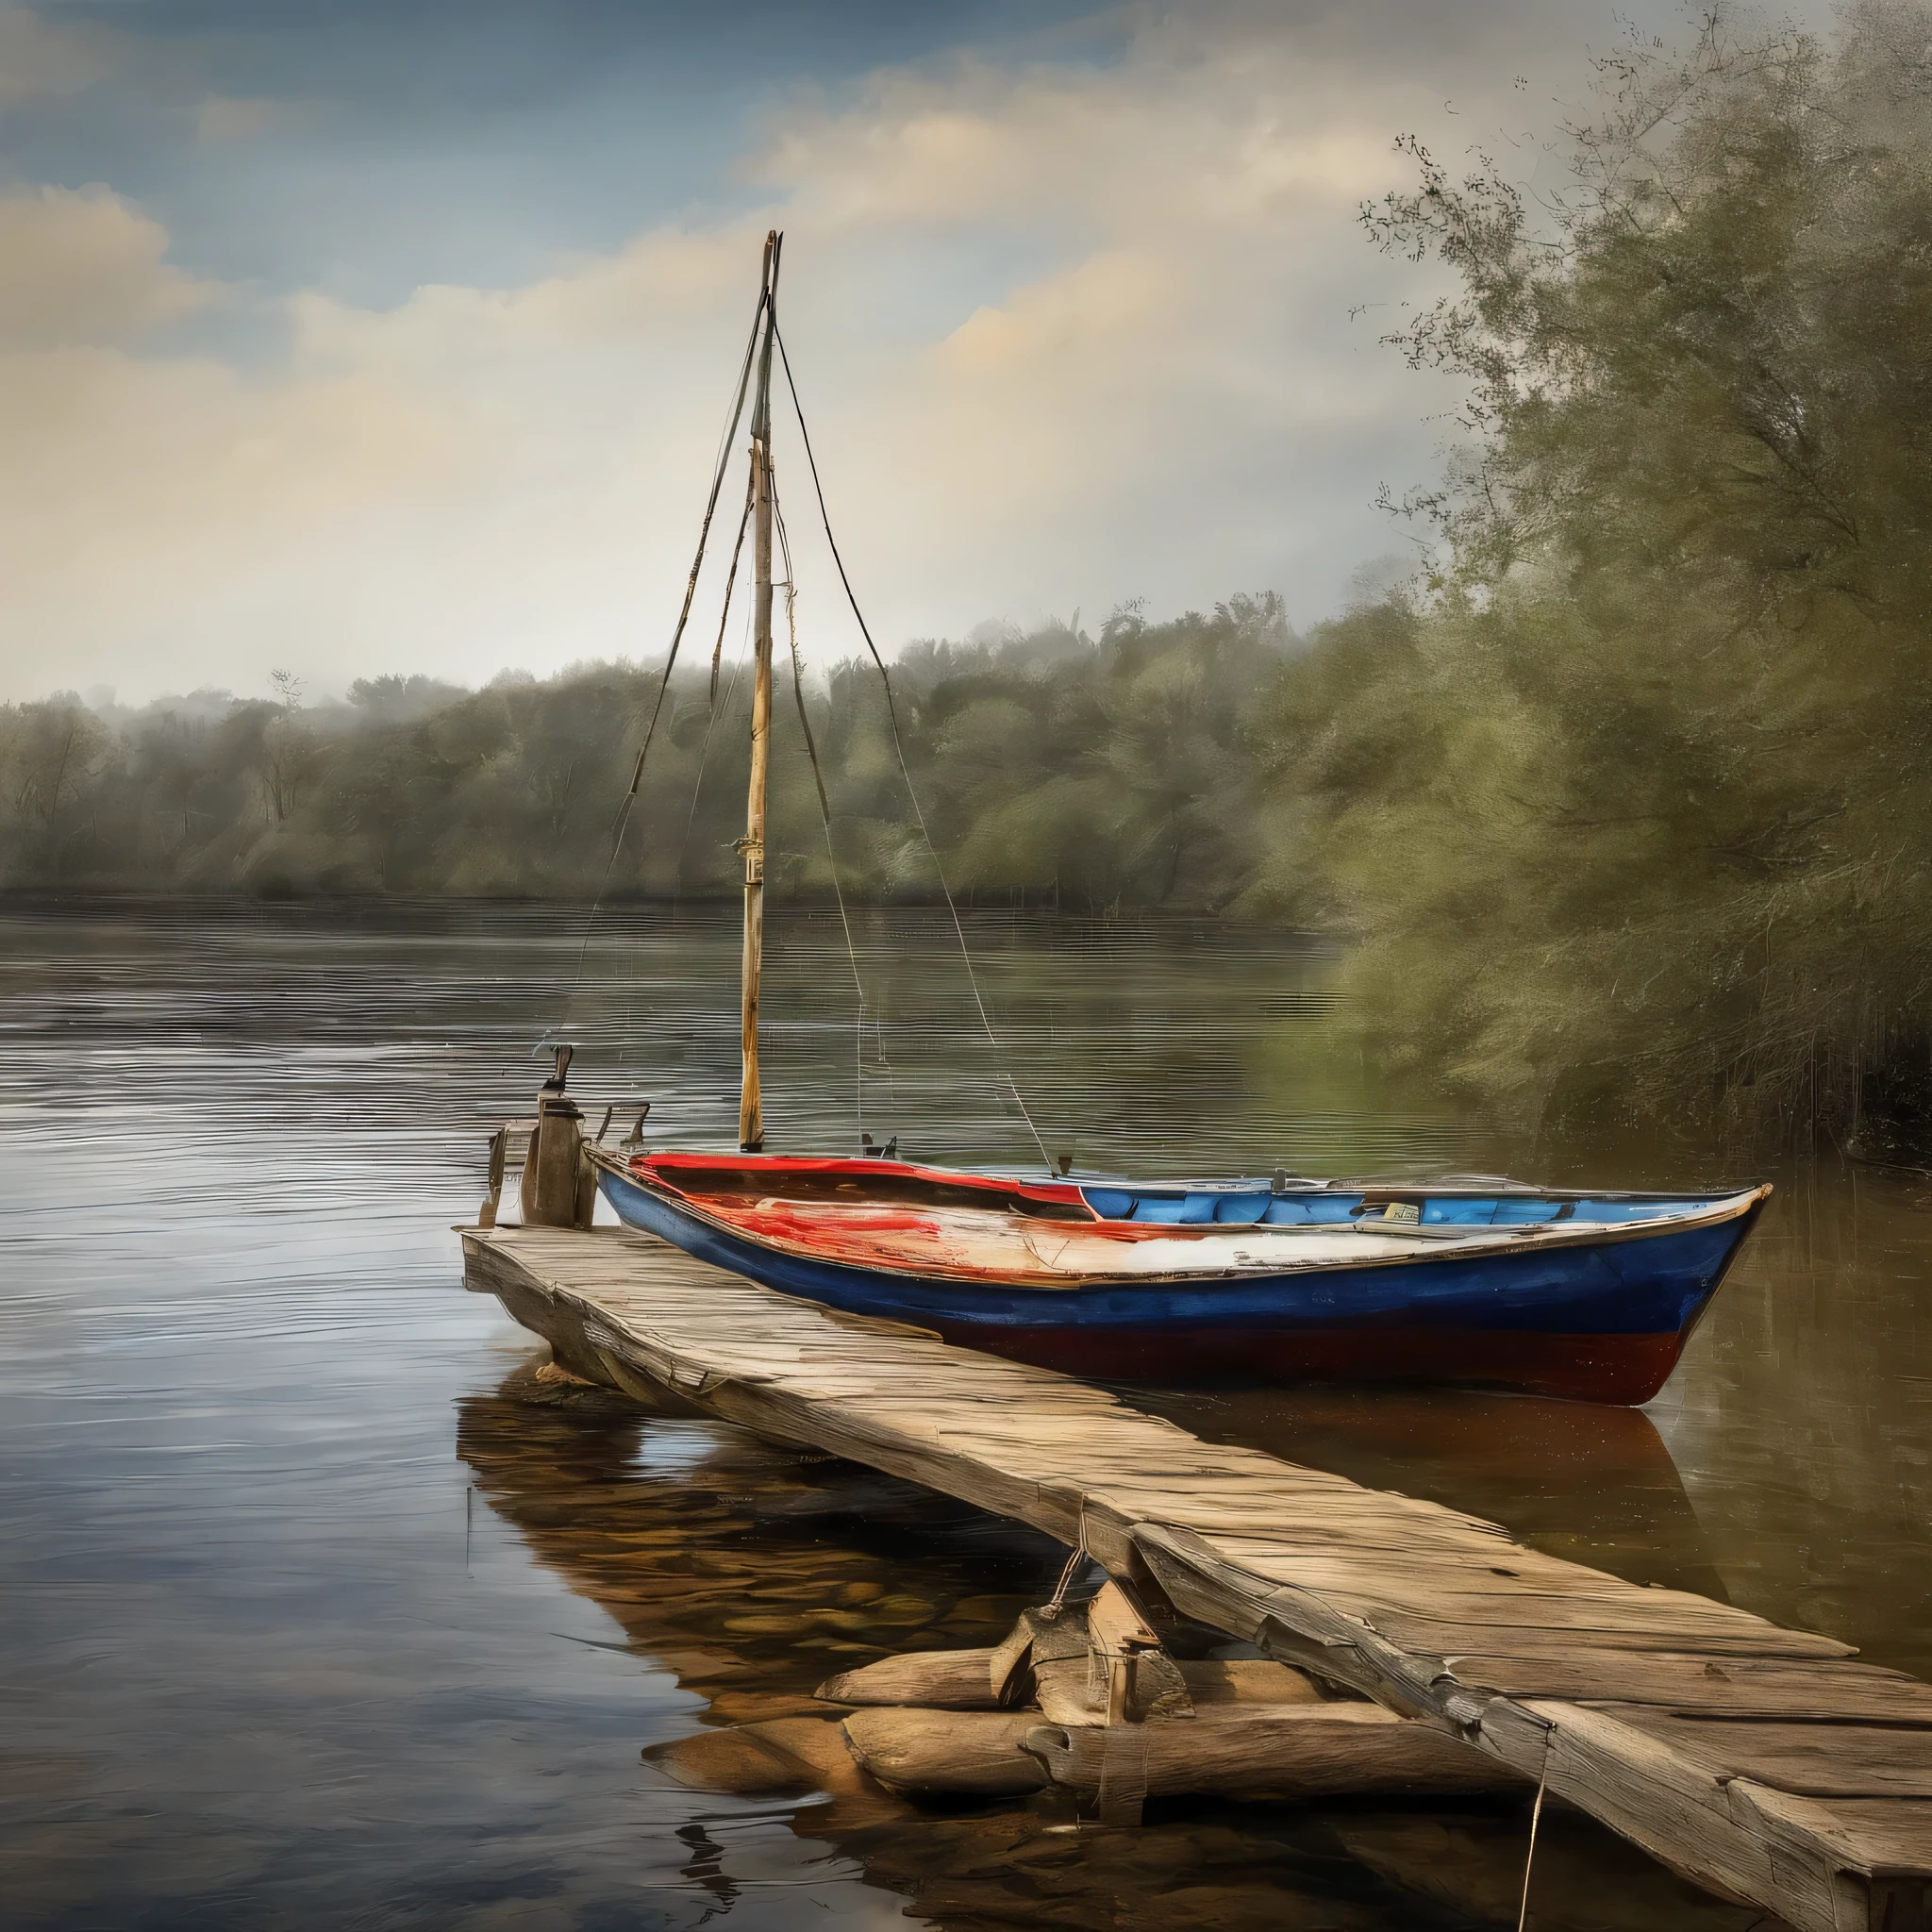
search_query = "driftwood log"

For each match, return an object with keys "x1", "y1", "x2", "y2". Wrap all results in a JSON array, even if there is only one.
[
  {"x1": 835, "y1": 1702, "x2": 1518, "y2": 1805},
  {"x1": 649, "y1": 1700, "x2": 1523, "y2": 1807},
  {"x1": 791, "y1": 1589, "x2": 1521, "y2": 1814},
  {"x1": 816, "y1": 1645, "x2": 1011, "y2": 1710},
  {"x1": 841, "y1": 1709, "x2": 1050, "y2": 1796},
  {"x1": 812, "y1": 1646, "x2": 1326, "y2": 1716},
  {"x1": 1020, "y1": 1706, "x2": 1522, "y2": 1803}
]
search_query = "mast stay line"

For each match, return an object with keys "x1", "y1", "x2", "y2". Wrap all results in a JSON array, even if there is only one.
[
  {"x1": 773, "y1": 321, "x2": 1056, "y2": 1176},
  {"x1": 555, "y1": 252, "x2": 767, "y2": 1040},
  {"x1": 774, "y1": 491, "x2": 875, "y2": 1145},
  {"x1": 572, "y1": 231, "x2": 1056, "y2": 1175},
  {"x1": 605, "y1": 276, "x2": 769, "y2": 862},
  {"x1": 708, "y1": 471, "x2": 756, "y2": 708}
]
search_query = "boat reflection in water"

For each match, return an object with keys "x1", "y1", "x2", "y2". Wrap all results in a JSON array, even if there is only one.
[
  {"x1": 1126, "y1": 1383, "x2": 1730, "y2": 1602},
  {"x1": 457, "y1": 1356, "x2": 1760, "y2": 1932}
]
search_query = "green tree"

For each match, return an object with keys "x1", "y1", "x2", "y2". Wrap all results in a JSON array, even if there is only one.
[
  {"x1": 1257, "y1": 2, "x2": 1932, "y2": 1154},
  {"x1": 0, "y1": 698, "x2": 113, "y2": 877}
]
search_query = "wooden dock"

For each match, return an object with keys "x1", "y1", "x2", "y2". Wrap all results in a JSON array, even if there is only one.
[{"x1": 460, "y1": 1223, "x2": 1932, "y2": 1932}]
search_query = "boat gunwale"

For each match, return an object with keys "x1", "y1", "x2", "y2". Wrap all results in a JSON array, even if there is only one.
[
  {"x1": 620, "y1": 1146, "x2": 1763, "y2": 1206},
  {"x1": 585, "y1": 1145, "x2": 1771, "y2": 1293}
]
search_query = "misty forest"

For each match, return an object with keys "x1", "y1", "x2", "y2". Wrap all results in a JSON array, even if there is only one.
[{"x1": 9, "y1": 5, "x2": 1932, "y2": 1158}]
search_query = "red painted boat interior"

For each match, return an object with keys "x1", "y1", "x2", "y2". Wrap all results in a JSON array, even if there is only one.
[{"x1": 635, "y1": 1152, "x2": 1098, "y2": 1220}]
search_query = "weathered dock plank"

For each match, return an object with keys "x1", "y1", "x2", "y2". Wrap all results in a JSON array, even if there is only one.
[{"x1": 460, "y1": 1223, "x2": 1932, "y2": 1932}]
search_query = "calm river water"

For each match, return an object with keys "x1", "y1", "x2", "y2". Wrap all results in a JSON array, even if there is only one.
[{"x1": 2, "y1": 899, "x2": 1926, "y2": 1931}]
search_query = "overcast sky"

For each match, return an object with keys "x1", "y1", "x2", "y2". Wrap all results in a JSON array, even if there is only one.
[{"x1": 0, "y1": 0, "x2": 1808, "y2": 704}]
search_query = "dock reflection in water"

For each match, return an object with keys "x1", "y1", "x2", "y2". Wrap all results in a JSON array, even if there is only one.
[{"x1": 458, "y1": 1359, "x2": 1764, "y2": 1932}]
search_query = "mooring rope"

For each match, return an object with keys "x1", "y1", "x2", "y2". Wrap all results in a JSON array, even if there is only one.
[
  {"x1": 1038, "y1": 1508, "x2": 1090, "y2": 1621},
  {"x1": 1517, "y1": 1724, "x2": 1555, "y2": 1932},
  {"x1": 773, "y1": 320, "x2": 1056, "y2": 1175}
]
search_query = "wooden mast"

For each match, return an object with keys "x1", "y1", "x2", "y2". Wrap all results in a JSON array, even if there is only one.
[{"x1": 740, "y1": 230, "x2": 781, "y2": 1152}]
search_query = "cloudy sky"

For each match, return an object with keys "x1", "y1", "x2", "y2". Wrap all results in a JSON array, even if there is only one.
[{"x1": 0, "y1": 0, "x2": 1780, "y2": 704}]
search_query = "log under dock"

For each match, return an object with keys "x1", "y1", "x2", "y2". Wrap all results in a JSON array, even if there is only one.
[{"x1": 460, "y1": 1223, "x2": 1932, "y2": 1932}]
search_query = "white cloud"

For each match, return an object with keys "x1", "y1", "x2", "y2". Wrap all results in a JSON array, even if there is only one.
[
  {"x1": 0, "y1": 341, "x2": 468, "y2": 697},
  {"x1": 0, "y1": 6, "x2": 115, "y2": 108},
  {"x1": 0, "y1": 2, "x2": 1622, "y2": 702},
  {"x1": 0, "y1": 187, "x2": 221, "y2": 345}
]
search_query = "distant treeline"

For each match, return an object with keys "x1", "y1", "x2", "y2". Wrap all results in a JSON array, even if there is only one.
[
  {"x1": 0, "y1": 594, "x2": 1296, "y2": 914},
  {"x1": 11, "y1": 4, "x2": 1932, "y2": 1158}
]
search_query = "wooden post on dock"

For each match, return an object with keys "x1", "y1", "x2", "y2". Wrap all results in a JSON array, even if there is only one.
[{"x1": 520, "y1": 1047, "x2": 593, "y2": 1229}]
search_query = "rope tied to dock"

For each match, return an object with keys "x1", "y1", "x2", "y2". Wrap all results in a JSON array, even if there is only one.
[
  {"x1": 1517, "y1": 1722, "x2": 1555, "y2": 1932},
  {"x1": 1038, "y1": 1507, "x2": 1090, "y2": 1622}
]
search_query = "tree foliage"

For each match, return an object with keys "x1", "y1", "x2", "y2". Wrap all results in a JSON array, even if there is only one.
[
  {"x1": 0, "y1": 596, "x2": 1293, "y2": 915},
  {"x1": 1255, "y1": 2, "x2": 1932, "y2": 1154}
]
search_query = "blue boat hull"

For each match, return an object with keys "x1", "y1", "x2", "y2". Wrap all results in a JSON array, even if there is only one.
[{"x1": 596, "y1": 1168, "x2": 1762, "y2": 1403}]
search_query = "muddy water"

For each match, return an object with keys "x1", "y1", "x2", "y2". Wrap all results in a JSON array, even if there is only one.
[{"x1": 2, "y1": 898, "x2": 1926, "y2": 1930}]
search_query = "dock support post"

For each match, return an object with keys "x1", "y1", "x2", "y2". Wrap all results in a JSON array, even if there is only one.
[{"x1": 522, "y1": 1047, "x2": 594, "y2": 1229}]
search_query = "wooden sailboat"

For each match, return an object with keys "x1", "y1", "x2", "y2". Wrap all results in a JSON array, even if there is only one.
[{"x1": 541, "y1": 232, "x2": 1770, "y2": 1406}]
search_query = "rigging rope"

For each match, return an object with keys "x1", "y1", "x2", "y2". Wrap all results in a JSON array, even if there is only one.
[
  {"x1": 708, "y1": 472, "x2": 755, "y2": 708},
  {"x1": 608, "y1": 282, "x2": 767, "y2": 858},
  {"x1": 673, "y1": 574, "x2": 756, "y2": 908},
  {"x1": 774, "y1": 492, "x2": 872, "y2": 1140},
  {"x1": 773, "y1": 321, "x2": 1056, "y2": 1176},
  {"x1": 553, "y1": 273, "x2": 770, "y2": 1041}
]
